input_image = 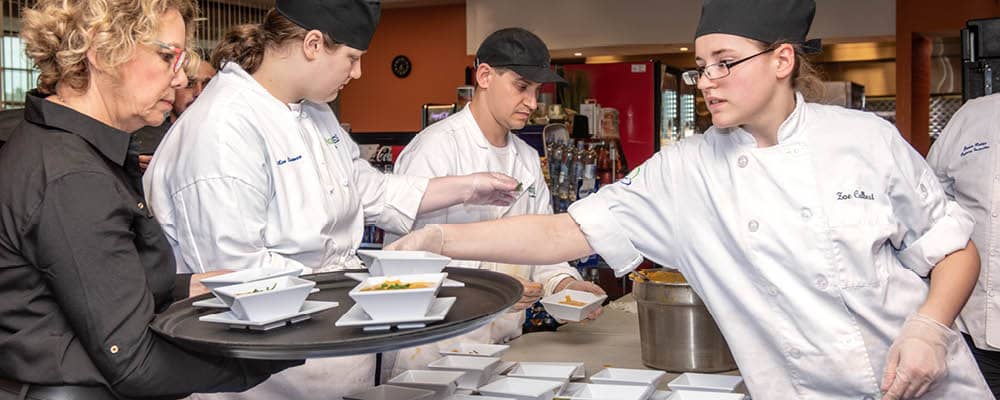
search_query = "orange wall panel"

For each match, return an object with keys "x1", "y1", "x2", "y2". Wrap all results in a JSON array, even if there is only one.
[{"x1": 338, "y1": 4, "x2": 475, "y2": 133}]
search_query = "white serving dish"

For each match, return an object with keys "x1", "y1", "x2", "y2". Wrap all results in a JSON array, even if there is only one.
[
  {"x1": 505, "y1": 362, "x2": 576, "y2": 383},
  {"x1": 519, "y1": 362, "x2": 585, "y2": 380},
  {"x1": 539, "y1": 289, "x2": 607, "y2": 322},
  {"x1": 667, "y1": 373, "x2": 743, "y2": 393},
  {"x1": 426, "y1": 355, "x2": 501, "y2": 389},
  {"x1": 336, "y1": 297, "x2": 456, "y2": 331},
  {"x1": 442, "y1": 395, "x2": 510, "y2": 400},
  {"x1": 343, "y1": 384, "x2": 436, "y2": 400},
  {"x1": 349, "y1": 273, "x2": 447, "y2": 320},
  {"x1": 211, "y1": 276, "x2": 315, "y2": 321},
  {"x1": 198, "y1": 300, "x2": 337, "y2": 329},
  {"x1": 388, "y1": 370, "x2": 464, "y2": 400},
  {"x1": 438, "y1": 343, "x2": 509, "y2": 358},
  {"x1": 650, "y1": 390, "x2": 673, "y2": 400},
  {"x1": 477, "y1": 377, "x2": 563, "y2": 400},
  {"x1": 589, "y1": 367, "x2": 666, "y2": 388},
  {"x1": 200, "y1": 267, "x2": 304, "y2": 290},
  {"x1": 666, "y1": 390, "x2": 745, "y2": 400},
  {"x1": 557, "y1": 383, "x2": 653, "y2": 400},
  {"x1": 358, "y1": 250, "x2": 451, "y2": 276}
]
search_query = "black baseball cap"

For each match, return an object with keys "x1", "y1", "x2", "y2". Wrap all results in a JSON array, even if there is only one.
[
  {"x1": 695, "y1": 0, "x2": 821, "y2": 54},
  {"x1": 475, "y1": 28, "x2": 567, "y2": 84},
  {"x1": 275, "y1": 0, "x2": 381, "y2": 51}
]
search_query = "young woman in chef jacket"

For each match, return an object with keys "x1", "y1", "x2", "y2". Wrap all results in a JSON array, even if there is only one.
[{"x1": 386, "y1": 0, "x2": 992, "y2": 399}]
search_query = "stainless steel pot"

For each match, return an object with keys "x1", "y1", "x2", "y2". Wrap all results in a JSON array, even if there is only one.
[{"x1": 633, "y1": 268, "x2": 737, "y2": 372}]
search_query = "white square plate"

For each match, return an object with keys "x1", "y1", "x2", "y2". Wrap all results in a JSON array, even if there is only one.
[
  {"x1": 505, "y1": 362, "x2": 576, "y2": 382},
  {"x1": 193, "y1": 288, "x2": 318, "y2": 309},
  {"x1": 198, "y1": 300, "x2": 338, "y2": 327},
  {"x1": 343, "y1": 384, "x2": 435, "y2": 400},
  {"x1": 650, "y1": 390, "x2": 673, "y2": 400},
  {"x1": 477, "y1": 377, "x2": 563, "y2": 400},
  {"x1": 589, "y1": 367, "x2": 666, "y2": 387},
  {"x1": 667, "y1": 373, "x2": 743, "y2": 393},
  {"x1": 388, "y1": 370, "x2": 464, "y2": 400},
  {"x1": 666, "y1": 390, "x2": 746, "y2": 400},
  {"x1": 427, "y1": 355, "x2": 501, "y2": 389},
  {"x1": 210, "y1": 276, "x2": 316, "y2": 321},
  {"x1": 443, "y1": 395, "x2": 510, "y2": 400},
  {"x1": 539, "y1": 289, "x2": 607, "y2": 322},
  {"x1": 349, "y1": 273, "x2": 447, "y2": 320},
  {"x1": 438, "y1": 343, "x2": 509, "y2": 358},
  {"x1": 200, "y1": 267, "x2": 304, "y2": 290},
  {"x1": 521, "y1": 362, "x2": 585, "y2": 380},
  {"x1": 335, "y1": 297, "x2": 456, "y2": 330},
  {"x1": 557, "y1": 383, "x2": 653, "y2": 400}
]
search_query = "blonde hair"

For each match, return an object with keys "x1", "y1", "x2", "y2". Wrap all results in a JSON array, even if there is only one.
[
  {"x1": 21, "y1": 0, "x2": 198, "y2": 94},
  {"x1": 210, "y1": 9, "x2": 339, "y2": 74}
]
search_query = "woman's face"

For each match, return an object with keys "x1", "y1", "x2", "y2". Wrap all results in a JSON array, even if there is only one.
[
  {"x1": 304, "y1": 40, "x2": 364, "y2": 104},
  {"x1": 693, "y1": 33, "x2": 780, "y2": 129},
  {"x1": 109, "y1": 8, "x2": 188, "y2": 132}
]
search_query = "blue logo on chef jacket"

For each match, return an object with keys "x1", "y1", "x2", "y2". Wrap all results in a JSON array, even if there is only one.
[
  {"x1": 960, "y1": 141, "x2": 989, "y2": 157},
  {"x1": 276, "y1": 155, "x2": 302, "y2": 165},
  {"x1": 619, "y1": 167, "x2": 641, "y2": 186}
]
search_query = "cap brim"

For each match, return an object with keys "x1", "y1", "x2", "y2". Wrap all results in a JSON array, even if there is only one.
[{"x1": 508, "y1": 66, "x2": 568, "y2": 84}]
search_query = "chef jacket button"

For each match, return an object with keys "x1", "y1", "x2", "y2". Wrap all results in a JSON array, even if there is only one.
[
  {"x1": 991, "y1": 249, "x2": 999, "y2": 256},
  {"x1": 110, "y1": 345, "x2": 119, "y2": 354},
  {"x1": 800, "y1": 208, "x2": 812, "y2": 220},
  {"x1": 137, "y1": 202, "x2": 145, "y2": 210},
  {"x1": 767, "y1": 286, "x2": 778, "y2": 296},
  {"x1": 994, "y1": 212, "x2": 999, "y2": 218},
  {"x1": 737, "y1": 155, "x2": 749, "y2": 168},
  {"x1": 788, "y1": 347, "x2": 802, "y2": 359},
  {"x1": 748, "y1": 220, "x2": 759, "y2": 232},
  {"x1": 994, "y1": 175, "x2": 999, "y2": 182},
  {"x1": 919, "y1": 184, "x2": 928, "y2": 198},
  {"x1": 814, "y1": 275, "x2": 829, "y2": 290},
  {"x1": 989, "y1": 290, "x2": 996, "y2": 298}
]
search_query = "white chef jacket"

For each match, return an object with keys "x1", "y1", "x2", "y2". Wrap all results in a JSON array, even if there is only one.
[
  {"x1": 143, "y1": 63, "x2": 428, "y2": 399},
  {"x1": 387, "y1": 107, "x2": 582, "y2": 373},
  {"x1": 927, "y1": 92, "x2": 1000, "y2": 352},
  {"x1": 568, "y1": 93, "x2": 990, "y2": 399}
]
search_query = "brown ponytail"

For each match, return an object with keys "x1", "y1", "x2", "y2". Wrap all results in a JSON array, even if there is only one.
[
  {"x1": 752, "y1": 39, "x2": 825, "y2": 102},
  {"x1": 210, "y1": 8, "x2": 340, "y2": 74}
]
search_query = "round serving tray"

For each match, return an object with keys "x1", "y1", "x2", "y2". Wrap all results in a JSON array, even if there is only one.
[{"x1": 151, "y1": 267, "x2": 522, "y2": 360}]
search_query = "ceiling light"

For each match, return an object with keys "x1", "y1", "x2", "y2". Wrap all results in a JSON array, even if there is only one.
[
  {"x1": 574, "y1": 52, "x2": 583, "y2": 57},
  {"x1": 679, "y1": 47, "x2": 689, "y2": 52}
]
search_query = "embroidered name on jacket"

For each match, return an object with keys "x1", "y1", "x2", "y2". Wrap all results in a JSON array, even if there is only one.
[
  {"x1": 960, "y1": 142, "x2": 989, "y2": 157},
  {"x1": 277, "y1": 155, "x2": 303, "y2": 165},
  {"x1": 836, "y1": 190, "x2": 875, "y2": 201}
]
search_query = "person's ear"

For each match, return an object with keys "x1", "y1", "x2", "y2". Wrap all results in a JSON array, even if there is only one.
[
  {"x1": 475, "y1": 63, "x2": 493, "y2": 89},
  {"x1": 302, "y1": 30, "x2": 325, "y2": 61},
  {"x1": 774, "y1": 43, "x2": 796, "y2": 80}
]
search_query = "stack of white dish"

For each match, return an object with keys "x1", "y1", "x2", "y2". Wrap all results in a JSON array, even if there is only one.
[
  {"x1": 664, "y1": 373, "x2": 745, "y2": 399},
  {"x1": 336, "y1": 250, "x2": 457, "y2": 331},
  {"x1": 195, "y1": 267, "x2": 337, "y2": 331}
]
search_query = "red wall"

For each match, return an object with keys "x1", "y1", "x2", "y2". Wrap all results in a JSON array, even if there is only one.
[{"x1": 339, "y1": 4, "x2": 475, "y2": 133}]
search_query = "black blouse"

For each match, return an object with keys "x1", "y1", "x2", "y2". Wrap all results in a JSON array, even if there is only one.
[{"x1": 0, "y1": 91, "x2": 296, "y2": 398}]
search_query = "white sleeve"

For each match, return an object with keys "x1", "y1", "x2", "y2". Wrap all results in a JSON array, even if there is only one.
[
  {"x1": 885, "y1": 123, "x2": 974, "y2": 276},
  {"x1": 926, "y1": 105, "x2": 963, "y2": 201},
  {"x1": 168, "y1": 177, "x2": 308, "y2": 273},
  {"x1": 344, "y1": 126, "x2": 429, "y2": 236}
]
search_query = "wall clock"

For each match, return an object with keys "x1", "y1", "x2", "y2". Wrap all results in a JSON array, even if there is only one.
[{"x1": 392, "y1": 55, "x2": 412, "y2": 78}]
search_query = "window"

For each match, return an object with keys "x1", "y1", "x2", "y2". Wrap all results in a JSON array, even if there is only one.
[{"x1": 2, "y1": 35, "x2": 39, "y2": 109}]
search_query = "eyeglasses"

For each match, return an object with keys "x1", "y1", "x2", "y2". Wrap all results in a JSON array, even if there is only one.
[
  {"x1": 153, "y1": 40, "x2": 188, "y2": 74},
  {"x1": 681, "y1": 47, "x2": 776, "y2": 85},
  {"x1": 185, "y1": 77, "x2": 212, "y2": 89}
]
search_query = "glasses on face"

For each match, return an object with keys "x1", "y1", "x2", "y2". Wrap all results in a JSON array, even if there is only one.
[
  {"x1": 185, "y1": 77, "x2": 211, "y2": 89},
  {"x1": 153, "y1": 40, "x2": 188, "y2": 74},
  {"x1": 681, "y1": 47, "x2": 776, "y2": 85}
]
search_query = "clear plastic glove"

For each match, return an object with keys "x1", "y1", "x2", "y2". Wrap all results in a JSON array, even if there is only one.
[
  {"x1": 384, "y1": 224, "x2": 444, "y2": 254},
  {"x1": 554, "y1": 278, "x2": 607, "y2": 320},
  {"x1": 881, "y1": 313, "x2": 955, "y2": 399},
  {"x1": 511, "y1": 274, "x2": 543, "y2": 312},
  {"x1": 464, "y1": 172, "x2": 517, "y2": 206}
]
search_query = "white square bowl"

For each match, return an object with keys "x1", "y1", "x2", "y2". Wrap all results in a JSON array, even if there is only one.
[
  {"x1": 477, "y1": 377, "x2": 563, "y2": 400},
  {"x1": 388, "y1": 370, "x2": 464, "y2": 400},
  {"x1": 504, "y1": 362, "x2": 575, "y2": 390},
  {"x1": 557, "y1": 383, "x2": 653, "y2": 400},
  {"x1": 343, "y1": 384, "x2": 435, "y2": 400},
  {"x1": 442, "y1": 395, "x2": 511, "y2": 400},
  {"x1": 438, "y1": 343, "x2": 509, "y2": 358},
  {"x1": 200, "y1": 266, "x2": 304, "y2": 291},
  {"x1": 666, "y1": 390, "x2": 746, "y2": 400},
  {"x1": 667, "y1": 373, "x2": 743, "y2": 393},
  {"x1": 589, "y1": 367, "x2": 666, "y2": 388},
  {"x1": 539, "y1": 289, "x2": 607, "y2": 322},
  {"x1": 349, "y1": 273, "x2": 447, "y2": 320},
  {"x1": 426, "y1": 355, "x2": 501, "y2": 389},
  {"x1": 358, "y1": 250, "x2": 451, "y2": 276},
  {"x1": 211, "y1": 276, "x2": 315, "y2": 321}
]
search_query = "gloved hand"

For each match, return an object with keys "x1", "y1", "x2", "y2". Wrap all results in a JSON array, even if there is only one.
[
  {"x1": 881, "y1": 313, "x2": 955, "y2": 399},
  {"x1": 510, "y1": 274, "x2": 543, "y2": 312},
  {"x1": 554, "y1": 278, "x2": 607, "y2": 320},
  {"x1": 384, "y1": 224, "x2": 445, "y2": 254},
  {"x1": 463, "y1": 172, "x2": 517, "y2": 206}
]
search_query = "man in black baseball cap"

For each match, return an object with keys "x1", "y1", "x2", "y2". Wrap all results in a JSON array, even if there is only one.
[
  {"x1": 476, "y1": 28, "x2": 567, "y2": 84},
  {"x1": 275, "y1": 0, "x2": 380, "y2": 51}
]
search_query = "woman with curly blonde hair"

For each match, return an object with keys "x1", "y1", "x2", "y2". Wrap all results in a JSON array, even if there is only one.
[{"x1": 0, "y1": 1, "x2": 299, "y2": 399}]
